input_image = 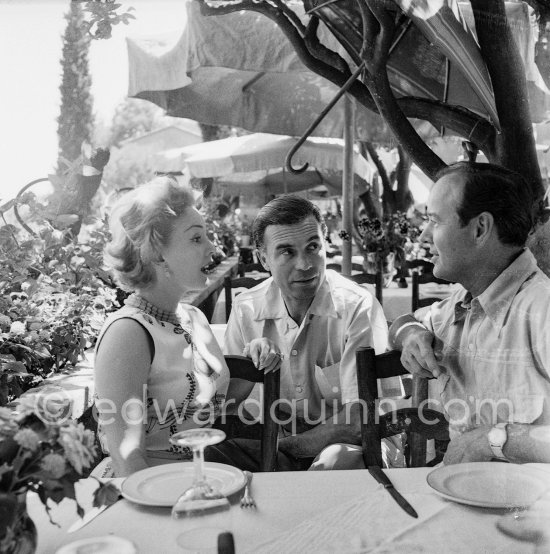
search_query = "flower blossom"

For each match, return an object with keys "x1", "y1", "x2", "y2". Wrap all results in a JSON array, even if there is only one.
[
  {"x1": 14, "y1": 428, "x2": 40, "y2": 451},
  {"x1": 9, "y1": 321, "x2": 26, "y2": 335},
  {"x1": 41, "y1": 453, "x2": 67, "y2": 479},
  {"x1": 58, "y1": 423, "x2": 96, "y2": 474}
]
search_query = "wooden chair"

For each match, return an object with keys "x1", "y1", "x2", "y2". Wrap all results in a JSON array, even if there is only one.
[
  {"x1": 347, "y1": 272, "x2": 383, "y2": 305},
  {"x1": 224, "y1": 275, "x2": 268, "y2": 322},
  {"x1": 219, "y1": 355, "x2": 280, "y2": 472},
  {"x1": 237, "y1": 262, "x2": 267, "y2": 277},
  {"x1": 326, "y1": 262, "x2": 364, "y2": 273},
  {"x1": 410, "y1": 265, "x2": 450, "y2": 311},
  {"x1": 355, "y1": 346, "x2": 449, "y2": 467},
  {"x1": 81, "y1": 355, "x2": 280, "y2": 474}
]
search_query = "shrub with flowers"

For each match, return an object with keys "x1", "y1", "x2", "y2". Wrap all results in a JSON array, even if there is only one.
[
  {"x1": 0, "y1": 203, "x2": 120, "y2": 405},
  {"x1": 0, "y1": 391, "x2": 118, "y2": 552},
  {"x1": 351, "y1": 211, "x2": 423, "y2": 265}
]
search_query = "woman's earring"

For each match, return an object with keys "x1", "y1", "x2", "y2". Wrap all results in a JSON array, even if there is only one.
[{"x1": 163, "y1": 262, "x2": 171, "y2": 278}]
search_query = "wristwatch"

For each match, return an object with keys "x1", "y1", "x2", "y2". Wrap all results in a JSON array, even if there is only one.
[{"x1": 488, "y1": 422, "x2": 508, "y2": 460}]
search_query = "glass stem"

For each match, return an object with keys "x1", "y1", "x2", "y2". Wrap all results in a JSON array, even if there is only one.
[{"x1": 193, "y1": 445, "x2": 206, "y2": 486}]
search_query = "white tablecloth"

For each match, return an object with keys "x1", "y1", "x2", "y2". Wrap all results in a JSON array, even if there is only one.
[{"x1": 31, "y1": 466, "x2": 549, "y2": 553}]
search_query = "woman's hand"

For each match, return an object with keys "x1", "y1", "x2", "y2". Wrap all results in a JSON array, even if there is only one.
[{"x1": 243, "y1": 338, "x2": 283, "y2": 373}]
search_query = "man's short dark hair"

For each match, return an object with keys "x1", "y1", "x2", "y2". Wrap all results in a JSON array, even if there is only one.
[
  {"x1": 252, "y1": 195, "x2": 327, "y2": 248},
  {"x1": 435, "y1": 161, "x2": 535, "y2": 247}
]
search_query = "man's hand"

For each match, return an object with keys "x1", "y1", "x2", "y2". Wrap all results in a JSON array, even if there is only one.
[
  {"x1": 243, "y1": 338, "x2": 282, "y2": 373},
  {"x1": 443, "y1": 426, "x2": 493, "y2": 465},
  {"x1": 400, "y1": 325, "x2": 443, "y2": 379}
]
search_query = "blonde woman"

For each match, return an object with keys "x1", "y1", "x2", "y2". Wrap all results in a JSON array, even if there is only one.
[{"x1": 94, "y1": 177, "x2": 229, "y2": 477}]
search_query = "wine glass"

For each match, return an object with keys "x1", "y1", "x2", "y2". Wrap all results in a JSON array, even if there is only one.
[{"x1": 170, "y1": 428, "x2": 229, "y2": 518}]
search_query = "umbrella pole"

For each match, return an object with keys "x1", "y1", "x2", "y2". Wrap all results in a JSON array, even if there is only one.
[{"x1": 341, "y1": 95, "x2": 355, "y2": 277}]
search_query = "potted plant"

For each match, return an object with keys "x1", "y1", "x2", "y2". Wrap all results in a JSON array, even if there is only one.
[
  {"x1": 350, "y1": 212, "x2": 422, "y2": 286},
  {"x1": 0, "y1": 392, "x2": 118, "y2": 553}
]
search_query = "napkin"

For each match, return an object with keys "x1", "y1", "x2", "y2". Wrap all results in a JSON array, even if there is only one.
[{"x1": 246, "y1": 490, "x2": 448, "y2": 554}]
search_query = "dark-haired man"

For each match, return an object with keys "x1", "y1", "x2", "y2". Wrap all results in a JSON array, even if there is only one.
[
  {"x1": 206, "y1": 195, "x2": 391, "y2": 471},
  {"x1": 391, "y1": 162, "x2": 550, "y2": 464}
]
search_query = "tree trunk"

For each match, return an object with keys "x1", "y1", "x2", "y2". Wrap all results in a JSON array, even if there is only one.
[
  {"x1": 471, "y1": 0, "x2": 543, "y2": 199},
  {"x1": 471, "y1": 0, "x2": 548, "y2": 273}
]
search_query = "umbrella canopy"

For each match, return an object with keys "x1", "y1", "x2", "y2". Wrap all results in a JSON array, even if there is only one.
[
  {"x1": 216, "y1": 168, "x2": 368, "y2": 198},
  {"x1": 154, "y1": 133, "x2": 375, "y2": 180},
  {"x1": 127, "y1": 1, "x2": 390, "y2": 141},
  {"x1": 127, "y1": 1, "x2": 547, "y2": 138}
]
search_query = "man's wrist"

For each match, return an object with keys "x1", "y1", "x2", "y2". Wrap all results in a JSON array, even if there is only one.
[{"x1": 394, "y1": 321, "x2": 427, "y2": 341}]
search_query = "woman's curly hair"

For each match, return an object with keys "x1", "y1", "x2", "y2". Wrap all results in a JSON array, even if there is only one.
[{"x1": 104, "y1": 176, "x2": 195, "y2": 291}]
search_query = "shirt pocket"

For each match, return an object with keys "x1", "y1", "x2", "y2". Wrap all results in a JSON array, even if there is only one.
[{"x1": 314, "y1": 362, "x2": 341, "y2": 402}]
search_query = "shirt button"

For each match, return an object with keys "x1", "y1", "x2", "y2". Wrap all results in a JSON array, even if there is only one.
[
  {"x1": 291, "y1": 350, "x2": 298, "y2": 356},
  {"x1": 296, "y1": 385, "x2": 303, "y2": 393},
  {"x1": 468, "y1": 343, "x2": 474, "y2": 350}
]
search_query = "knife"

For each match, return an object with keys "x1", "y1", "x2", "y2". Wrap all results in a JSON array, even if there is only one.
[
  {"x1": 368, "y1": 465, "x2": 418, "y2": 518},
  {"x1": 67, "y1": 496, "x2": 122, "y2": 534}
]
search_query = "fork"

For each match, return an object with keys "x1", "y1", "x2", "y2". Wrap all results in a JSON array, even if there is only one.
[{"x1": 240, "y1": 470, "x2": 256, "y2": 509}]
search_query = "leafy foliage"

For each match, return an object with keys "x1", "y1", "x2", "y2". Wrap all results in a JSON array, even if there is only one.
[
  {"x1": 0, "y1": 396, "x2": 115, "y2": 550},
  {"x1": 351, "y1": 212, "x2": 422, "y2": 264},
  {"x1": 106, "y1": 98, "x2": 166, "y2": 148},
  {"x1": 81, "y1": 1, "x2": 136, "y2": 40},
  {"x1": 57, "y1": 2, "x2": 94, "y2": 170},
  {"x1": 197, "y1": 196, "x2": 241, "y2": 271},
  {"x1": 0, "y1": 204, "x2": 119, "y2": 405}
]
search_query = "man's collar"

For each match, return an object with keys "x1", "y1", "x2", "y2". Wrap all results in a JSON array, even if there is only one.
[
  {"x1": 254, "y1": 274, "x2": 340, "y2": 321},
  {"x1": 452, "y1": 249, "x2": 538, "y2": 328}
]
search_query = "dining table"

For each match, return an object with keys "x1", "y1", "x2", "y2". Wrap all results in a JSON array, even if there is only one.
[{"x1": 31, "y1": 464, "x2": 550, "y2": 553}]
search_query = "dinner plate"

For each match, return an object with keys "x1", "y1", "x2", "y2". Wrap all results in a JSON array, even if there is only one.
[
  {"x1": 121, "y1": 462, "x2": 246, "y2": 507},
  {"x1": 427, "y1": 462, "x2": 550, "y2": 508}
]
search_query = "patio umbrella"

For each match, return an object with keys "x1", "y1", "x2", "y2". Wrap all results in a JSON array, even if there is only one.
[
  {"x1": 154, "y1": 133, "x2": 375, "y2": 180},
  {"x1": 128, "y1": 0, "x2": 546, "y2": 270},
  {"x1": 127, "y1": 2, "x2": 389, "y2": 141},
  {"x1": 216, "y1": 168, "x2": 367, "y2": 198},
  {"x1": 127, "y1": 1, "x2": 547, "y2": 138}
]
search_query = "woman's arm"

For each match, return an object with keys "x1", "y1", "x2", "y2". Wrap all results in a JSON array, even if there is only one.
[{"x1": 94, "y1": 318, "x2": 153, "y2": 477}]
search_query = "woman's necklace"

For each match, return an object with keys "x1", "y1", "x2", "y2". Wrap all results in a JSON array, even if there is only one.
[{"x1": 125, "y1": 293, "x2": 181, "y2": 326}]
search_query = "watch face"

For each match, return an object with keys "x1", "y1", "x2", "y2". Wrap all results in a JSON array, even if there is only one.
[
  {"x1": 488, "y1": 425, "x2": 508, "y2": 459},
  {"x1": 489, "y1": 427, "x2": 507, "y2": 446}
]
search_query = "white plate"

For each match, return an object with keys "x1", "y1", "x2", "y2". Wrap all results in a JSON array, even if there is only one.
[
  {"x1": 427, "y1": 462, "x2": 550, "y2": 508},
  {"x1": 121, "y1": 462, "x2": 246, "y2": 507}
]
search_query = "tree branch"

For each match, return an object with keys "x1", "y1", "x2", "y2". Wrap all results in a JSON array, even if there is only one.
[
  {"x1": 198, "y1": 0, "x2": 496, "y2": 164},
  {"x1": 356, "y1": 1, "x2": 445, "y2": 179}
]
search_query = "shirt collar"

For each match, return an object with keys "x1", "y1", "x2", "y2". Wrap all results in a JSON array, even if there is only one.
[
  {"x1": 452, "y1": 249, "x2": 538, "y2": 328},
  {"x1": 254, "y1": 274, "x2": 340, "y2": 321}
]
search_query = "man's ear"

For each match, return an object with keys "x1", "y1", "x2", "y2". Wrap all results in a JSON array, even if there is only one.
[
  {"x1": 257, "y1": 248, "x2": 269, "y2": 271},
  {"x1": 474, "y1": 212, "x2": 494, "y2": 245}
]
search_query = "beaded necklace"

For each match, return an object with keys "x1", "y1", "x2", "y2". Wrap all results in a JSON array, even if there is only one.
[{"x1": 125, "y1": 293, "x2": 181, "y2": 326}]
